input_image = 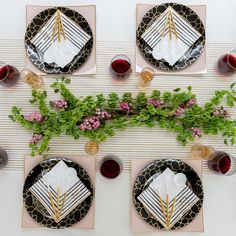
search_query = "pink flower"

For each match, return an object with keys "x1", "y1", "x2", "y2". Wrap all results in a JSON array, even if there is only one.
[
  {"x1": 191, "y1": 127, "x2": 202, "y2": 138},
  {"x1": 52, "y1": 99, "x2": 68, "y2": 109},
  {"x1": 95, "y1": 109, "x2": 111, "y2": 119},
  {"x1": 29, "y1": 133, "x2": 43, "y2": 144},
  {"x1": 24, "y1": 112, "x2": 43, "y2": 122},
  {"x1": 79, "y1": 116, "x2": 101, "y2": 131},
  {"x1": 213, "y1": 107, "x2": 230, "y2": 118},
  {"x1": 147, "y1": 99, "x2": 163, "y2": 107},
  {"x1": 174, "y1": 107, "x2": 185, "y2": 117},
  {"x1": 186, "y1": 98, "x2": 197, "y2": 107},
  {"x1": 119, "y1": 102, "x2": 132, "y2": 113}
]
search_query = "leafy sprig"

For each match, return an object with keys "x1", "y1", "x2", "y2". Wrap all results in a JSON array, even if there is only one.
[{"x1": 9, "y1": 78, "x2": 236, "y2": 156}]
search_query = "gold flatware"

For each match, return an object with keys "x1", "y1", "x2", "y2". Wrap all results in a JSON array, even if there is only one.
[
  {"x1": 52, "y1": 10, "x2": 66, "y2": 43},
  {"x1": 168, "y1": 196, "x2": 177, "y2": 226},
  {"x1": 161, "y1": 9, "x2": 178, "y2": 40},
  {"x1": 58, "y1": 11, "x2": 66, "y2": 40},
  {"x1": 170, "y1": 11, "x2": 178, "y2": 39},
  {"x1": 166, "y1": 194, "x2": 170, "y2": 227},
  {"x1": 49, "y1": 191, "x2": 59, "y2": 222},
  {"x1": 161, "y1": 11, "x2": 170, "y2": 39},
  {"x1": 59, "y1": 192, "x2": 67, "y2": 217},
  {"x1": 159, "y1": 196, "x2": 168, "y2": 228},
  {"x1": 49, "y1": 188, "x2": 68, "y2": 223},
  {"x1": 168, "y1": 12, "x2": 172, "y2": 40}
]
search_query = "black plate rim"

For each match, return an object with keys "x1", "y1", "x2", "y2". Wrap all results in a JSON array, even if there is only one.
[
  {"x1": 23, "y1": 156, "x2": 94, "y2": 229},
  {"x1": 136, "y1": 2, "x2": 206, "y2": 71},
  {"x1": 25, "y1": 6, "x2": 93, "y2": 74},
  {"x1": 132, "y1": 158, "x2": 204, "y2": 230}
]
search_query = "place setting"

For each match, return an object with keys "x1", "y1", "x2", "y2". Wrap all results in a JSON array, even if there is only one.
[
  {"x1": 22, "y1": 155, "x2": 95, "y2": 229},
  {"x1": 25, "y1": 5, "x2": 96, "y2": 75},
  {"x1": 136, "y1": 2, "x2": 206, "y2": 75},
  {"x1": 131, "y1": 158, "x2": 204, "y2": 232}
]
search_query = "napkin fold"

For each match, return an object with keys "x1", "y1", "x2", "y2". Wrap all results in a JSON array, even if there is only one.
[
  {"x1": 31, "y1": 9, "x2": 91, "y2": 67},
  {"x1": 150, "y1": 168, "x2": 185, "y2": 201},
  {"x1": 29, "y1": 160, "x2": 91, "y2": 223},
  {"x1": 141, "y1": 6, "x2": 201, "y2": 66},
  {"x1": 138, "y1": 168, "x2": 199, "y2": 230}
]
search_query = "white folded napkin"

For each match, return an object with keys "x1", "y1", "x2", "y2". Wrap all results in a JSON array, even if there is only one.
[
  {"x1": 31, "y1": 9, "x2": 91, "y2": 68},
  {"x1": 141, "y1": 6, "x2": 202, "y2": 66},
  {"x1": 42, "y1": 160, "x2": 79, "y2": 194},
  {"x1": 150, "y1": 168, "x2": 185, "y2": 201},
  {"x1": 43, "y1": 39, "x2": 80, "y2": 68},
  {"x1": 29, "y1": 160, "x2": 91, "y2": 223},
  {"x1": 138, "y1": 168, "x2": 199, "y2": 230}
]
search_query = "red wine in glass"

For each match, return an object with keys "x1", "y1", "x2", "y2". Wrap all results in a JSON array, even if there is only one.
[
  {"x1": 0, "y1": 62, "x2": 19, "y2": 86},
  {"x1": 207, "y1": 151, "x2": 236, "y2": 176},
  {"x1": 99, "y1": 155, "x2": 123, "y2": 179},
  {"x1": 110, "y1": 54, "x2": 131, "y2": 78},
  {"x1": 0, "y1": 148, "x2": 8, "y2": 169},
  {"x1": 217, "y1": 50, "x2": 236, "y2": 76}
]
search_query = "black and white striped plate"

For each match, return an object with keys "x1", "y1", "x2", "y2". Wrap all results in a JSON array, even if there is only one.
[
  {"x1": 136, "y1": 2, "x2": 205, "y2": 71},
  {"x1": 133, "y1": 159, "x2": 204, "y2": 230},
  {"x1": 23, "y1": 157, "x2": 94, "y2": 229},
  {"x1": 25, "y1": 7, "x2": 93, "y2": 74}
]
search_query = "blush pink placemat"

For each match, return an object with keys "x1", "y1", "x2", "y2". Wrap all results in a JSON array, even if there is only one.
[
  {"x1": 22, "y1": 155, "x2": 95, "y2": 229},
  {"x1": 136, "y1": 4, "x2": 206, "y2": 75},
  {"x1": 131, "y1": 159, "x2": 204, "y2": 233},
  {"x1": 25, "y1": 5, "x2": 96, "y2": 75}
]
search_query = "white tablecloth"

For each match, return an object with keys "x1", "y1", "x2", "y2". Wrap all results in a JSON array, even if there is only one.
[{"x1": 0, "y1": 0, "x2": 236, "y2": 236}]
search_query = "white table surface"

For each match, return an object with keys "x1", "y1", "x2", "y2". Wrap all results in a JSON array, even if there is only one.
[{"x1": 0, "y1": 0, "x2": 236, "y2": 236}]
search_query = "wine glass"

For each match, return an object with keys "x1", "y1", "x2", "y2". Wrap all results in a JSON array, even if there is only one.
[
  {"x1": 110, "y1": 54, "x2": 132, "y2": 79},
  {"x1": 138, "y1": 67, "x2": 155, "y2": 91},
  {"x1": 0, "y1": 148, "x2": 8, "y2": 169},
  {"x1": 217, "y1": 49, "x2": 236, "y2": 76},
  {"x1": 0, "y1": 61, "x2": 19, "y2": 86},
  {"x1": 207, "y1": 151, "x2": 236, "y2": 176},
  {"x1": 20, "y1": 69, "x2": 44, "y2": 90},
  {"x1": 99, "y1": 154, "x2": 123, "y2": 179}
]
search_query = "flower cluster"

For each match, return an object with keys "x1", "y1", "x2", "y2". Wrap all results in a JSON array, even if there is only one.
[
  {"x1": 80, "y1": 116, "x2": 100, "y2": 131},
  {"x1": 191, "y1": 127, "x2": 202, "y2": 138},
  {"x1": 24, "y1": 111, "x2": 43, "y2": 122},
  {"x1": 119, "y1": 102, "x2": 132, "y2": 113},
  {"x1": 29, "y1": 133, "x2": 43, "y2": 144},
  {"x1": 79, "y1": 109, "x2": 111, "y2": 131},
  {"x1": 147, "y1": 99, "x2": 163, "y2": 107},
  {"x1": 175, "y1": 107, "x2": 185, "y2": 117},
  {"x1": 52, "y1": 99, "x2": 68, "y2": 109},
  {"x1": 213, "y1": 107, "x2": 230, "y2": 118},
  {"x1": 186, "y1": 98, "x2": 197, "y2": 107},
  {"x1": 95, "y1": 108, "x2": 111, "y2": 119}
]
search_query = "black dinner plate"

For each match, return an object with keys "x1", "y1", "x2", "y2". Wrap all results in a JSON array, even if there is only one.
[
  {"x1": 23, "y1": 157, "x2": 94, "y2": 229},
  {"x1": 132, "y1": 159, "x2": 204, "y2": 230},
  {"x1": 136, "y1": 2, "x2": 205, "y2": 71},
  {"x1": 25, "y1": 7, "x2": 93, "y2": 74}
]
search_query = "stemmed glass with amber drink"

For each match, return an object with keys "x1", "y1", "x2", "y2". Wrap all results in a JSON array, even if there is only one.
[
  {"x1": 20, "y1": 69, "x2": 44, "y2": 90},
  {"x1": 191, "y1": 143, "x2": 215, "y2": 160},
  {"x1": 84, "y1": 141, "x2": 100, "y2": 155},
  {"x1": 138, "y1": 67, "x2": 155, "y2": 91}
]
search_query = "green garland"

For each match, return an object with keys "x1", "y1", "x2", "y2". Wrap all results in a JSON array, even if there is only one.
[{"x1": 9, "y1": 78, "x2": 236, "y2": 156}]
